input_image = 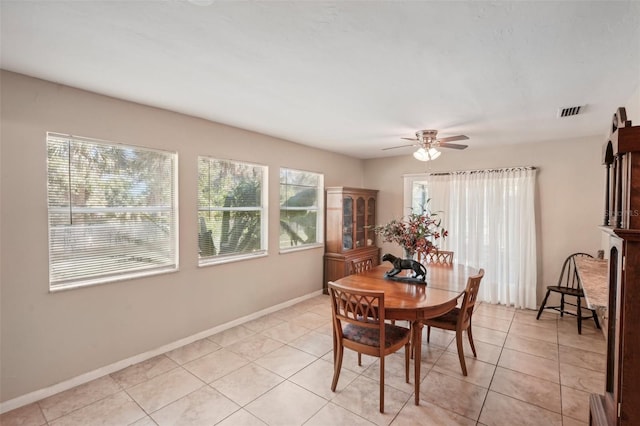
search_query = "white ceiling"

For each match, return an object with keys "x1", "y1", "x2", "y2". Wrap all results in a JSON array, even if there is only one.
[{"x1": 1, "y1": 1, "x2": 639, "y2": 159}]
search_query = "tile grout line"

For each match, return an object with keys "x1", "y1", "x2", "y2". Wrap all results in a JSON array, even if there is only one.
[
  {"x1": 475, "y1": 302, "x2": 514, "y2": 424},
  {"x1": 557, "y1": 314, "x2": 566, "y2": 425}
]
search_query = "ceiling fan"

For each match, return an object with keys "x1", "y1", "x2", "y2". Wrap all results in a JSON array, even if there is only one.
[{"x1": 383, "y1": 129, "x2": 469, "y2": 161}]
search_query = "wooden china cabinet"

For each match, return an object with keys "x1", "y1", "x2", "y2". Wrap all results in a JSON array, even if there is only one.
[
  {"x1": 323, "y1": 187, "x2": 380, "y2": 293},
  {"x1": 590, "y1": 108, "x2": 640, "y2": 425}
]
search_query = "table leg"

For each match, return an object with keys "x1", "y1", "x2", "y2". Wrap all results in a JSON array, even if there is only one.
[{"x1": 412, "y1": 320, "x2": 423, "y2": 405}]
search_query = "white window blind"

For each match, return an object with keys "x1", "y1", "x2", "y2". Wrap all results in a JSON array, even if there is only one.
[
  {"x1": 47, "y1": 133, "x2": 178, "y2": 290},
  {"x1": 279, "y1": 168, "x2": 324, "y2": 250},
  {"x1": 198, "y1": 157, "x2": 267, "y2": 264}
]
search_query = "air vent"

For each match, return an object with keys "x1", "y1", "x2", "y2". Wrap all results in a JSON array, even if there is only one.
[{"x1": 558, "y1": 106, "x2": 583, "y2": 118}]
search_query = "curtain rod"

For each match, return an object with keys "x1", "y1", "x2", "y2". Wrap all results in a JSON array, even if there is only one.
[{"x1": 403, "y1": 166, "x2": 536, "y2": 178}]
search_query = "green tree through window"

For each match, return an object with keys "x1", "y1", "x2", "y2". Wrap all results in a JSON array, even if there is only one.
[
  {"x1": 47, "y1": 133, "x2": 177, "y2": 289},
  {"x1": 279, "y1": 168, "x2": 323, "y2": 249},
  {"x1": 198, "y1": 157, "x2": 267, "y2": 263}
]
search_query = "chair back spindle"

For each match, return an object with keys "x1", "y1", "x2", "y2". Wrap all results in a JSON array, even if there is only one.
[
  {"x1": 558, "y1": 253, "x2": 590, "y2": 290},
  {"x1": 420, "y1": 250, "x2": 454, "y2": 265},
  {"x1": 350, "y1": 258, "x2": 374, "y2": 274}
]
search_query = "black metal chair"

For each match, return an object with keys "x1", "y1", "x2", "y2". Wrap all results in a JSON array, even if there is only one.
[{"x1": 536, "y1": 252, "x2": 601, "y2": 334}]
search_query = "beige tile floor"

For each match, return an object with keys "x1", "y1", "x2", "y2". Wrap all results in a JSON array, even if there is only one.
[{"x1": 1, "y1": 297, "x2": 606, "y2": 426}]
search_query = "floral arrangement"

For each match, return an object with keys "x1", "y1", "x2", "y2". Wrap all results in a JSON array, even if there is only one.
[{"x1": 373, "y1": 207, "x2": 448, "y2": 258}]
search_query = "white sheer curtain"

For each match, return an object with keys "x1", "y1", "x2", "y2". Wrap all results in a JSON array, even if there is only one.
[{"x1": 405, "y1": 168, "x2": 537, "y2": 309}]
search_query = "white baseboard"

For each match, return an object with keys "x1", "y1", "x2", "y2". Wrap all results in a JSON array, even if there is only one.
[{"x1": 0, "y1": 290, "x2": 323, "y2": 414}]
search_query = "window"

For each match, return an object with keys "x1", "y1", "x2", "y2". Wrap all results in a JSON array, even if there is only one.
[
  {"x1": 279, "y1": 168, "x2": 323, "y2": 250},
  {"x1": 198, "y1": 157, "x2": 267, "y2": 264},
  {"x1": 46, "y1": 133, "x2": 178, "y2": 290}
]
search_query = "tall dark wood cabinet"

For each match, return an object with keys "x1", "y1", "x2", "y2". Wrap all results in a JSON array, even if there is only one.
[
  {"x1": 323, "y1": 187, "x2": 380, "y2": 293},
  {"x1": 590, "y1": 108, "x2": 640, "y2": 425}
]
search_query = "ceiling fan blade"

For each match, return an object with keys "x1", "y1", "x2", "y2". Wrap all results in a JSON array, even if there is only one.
[
  {"x1": 438, "y1": 135, "x2": 469, "y2": 143},
  {"x1": 401, "y1": 137, "x2": 419, "y2": 141},
  {"x1": 439, "y1": 142, "x2": 468, "y2": 150},
  {"x1": 382, "y1": 143, "x2": 417, "y2": 151}
]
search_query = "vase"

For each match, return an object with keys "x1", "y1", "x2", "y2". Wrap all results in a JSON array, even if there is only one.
[
  {"x1": 403, "y1": 248, "x2": 416, "y2": 277},
  {"x1": 403, "y1": 248, "x2": 415, "y2": 260}
]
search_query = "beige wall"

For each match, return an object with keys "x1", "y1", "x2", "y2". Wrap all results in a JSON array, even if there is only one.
[
  {"x1": 362, "y1": 134, "x2": 606, "y2": 305},
  {"x1": 1, "y1": 69, "x2": 636, "y2": 405},
  {"x1": 0, "y1": 71, "x2": 365, "y2": 402}
]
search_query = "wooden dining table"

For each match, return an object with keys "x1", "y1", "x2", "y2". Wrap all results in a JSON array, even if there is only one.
[{"x1": 333, "y1": 262, "x2": 477, "y2": 405}]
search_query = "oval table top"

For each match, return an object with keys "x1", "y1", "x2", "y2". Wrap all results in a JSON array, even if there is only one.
[{"x1": 333, "y1": 263, "x2": 476, "y2": 320}]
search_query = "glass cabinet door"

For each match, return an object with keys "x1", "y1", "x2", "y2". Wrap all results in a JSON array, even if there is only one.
[
  {"x1": 342, "y1": 196, "x2": 353, "y2": 250},
  {"x1": 355, "y1": 197, "x2": 365, "y2": 248},
  {"x1": 366, "y1": 197, "x2": 376, "y2": 246}
]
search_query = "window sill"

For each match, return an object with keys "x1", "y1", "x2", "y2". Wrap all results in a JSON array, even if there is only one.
[
  {"x1": 49, "y1": 266, "x2": 179, "y2": 293},
  {"x1": 279, "y1": 243, "x2": 324, "y2": 255},
  {"x1": 198, "y1": 250, "x2": 268, "y2": 267}
]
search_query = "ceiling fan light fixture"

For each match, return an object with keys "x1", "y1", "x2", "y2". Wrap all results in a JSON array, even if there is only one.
[
  {"x1": 413, "y1": 147, "x2": 441, "y2": 161},
  {"x1": 428, "y1": 147, "x2": 441, "y2": 160},
  {"x1": 413, "y1": 147, "x2": 429, "y2": 161}
]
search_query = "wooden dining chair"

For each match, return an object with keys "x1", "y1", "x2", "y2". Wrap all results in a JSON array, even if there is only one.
[
  {"x1": 328, "y1": 281, "x2": 411, "y2": 413},
  {"x1": 422, "y1": 269, "x2": 485, "y2": 376},
  {"x1": 420, "y1": 250, "x2": 454, "y2": 265},
  {"x1": 536, "y1": 252, "x2": 600, "y2": 334},
  {"x1": 349, "y1": 258, "x2": 374, "y2": 274},
  {"x1": 350, "y1": 258, "x2": 401, "y2": 327}
]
